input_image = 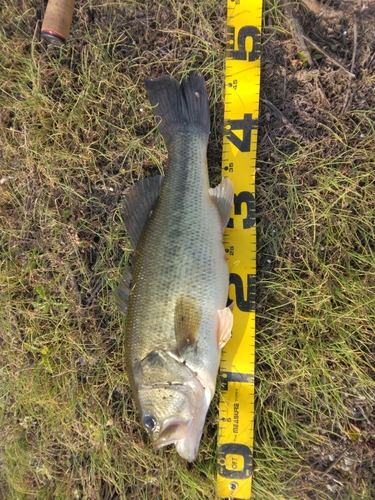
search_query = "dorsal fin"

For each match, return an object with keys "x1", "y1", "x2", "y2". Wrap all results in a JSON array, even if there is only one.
[{"x1": 123, "y1": 176, "x2": 163, "y2": 250}]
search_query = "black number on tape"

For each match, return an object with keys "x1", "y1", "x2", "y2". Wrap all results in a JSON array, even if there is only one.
[
  {"x1": 220, "y1": 372, "x2": 254, "y2": 391},
  {"x1": 225, "y1": 114, "x2": 257, "y2": 153},
  {"x1": 227, "y1": 25, "x2": 261, "y2": 61},
  {"x1": 217, "y1": 443, "x2": 253, "y2": 479},
  {"x1": 228, "y1": 191, "x2": 255, "y2": 229},
  {"x1": 230, "y1": 274, "x2": 255, "y2": 312}
]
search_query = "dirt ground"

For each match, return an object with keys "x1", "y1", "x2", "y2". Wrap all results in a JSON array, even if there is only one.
[
  {"x1": 258, "y1": 0, "x2": 375, "y2": 497},
  {"x1": 261, "y1": 0, "x2": 375, "y2": 144}
]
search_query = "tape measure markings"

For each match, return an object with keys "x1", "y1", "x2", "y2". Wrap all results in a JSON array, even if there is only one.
[{"x1": 217, "y1": 0, "x2": 262, "y2": 498}]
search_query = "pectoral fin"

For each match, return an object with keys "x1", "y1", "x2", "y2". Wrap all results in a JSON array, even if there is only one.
[
  {"x1": 209, "y1": 177, "x2": 234, "y2": 232},
  {"x1": 123, "y1": 175, "x2": 163, "y2": 250},
  {"x1": 217, "y1": 306, "x2": 233, "y2": 349},
  {"x1": 174, "y1": 296, "x2": 202, "y2": 355}
]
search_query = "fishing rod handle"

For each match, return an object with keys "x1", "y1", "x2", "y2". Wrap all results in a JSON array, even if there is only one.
[{"x1": 41, "y1": 0, "x2": 76, "y2": 45}]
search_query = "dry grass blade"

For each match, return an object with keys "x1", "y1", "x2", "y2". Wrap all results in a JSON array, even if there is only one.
[
  {"x1": 283, "y1": 0, "x2": 313, "y2": 66},
  {"x1": 341, "y1": 13, "x2": 358, "y2": 114},
  {"x1": 301, "y1": 33, "x2": 356, "y2": 78},
  {"x1": 261, "y1": 97, "x2": 309, "y2": 143}
]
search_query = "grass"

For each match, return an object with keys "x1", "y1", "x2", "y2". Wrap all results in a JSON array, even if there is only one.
[
  {"x1": 255, "y1": 121, "x2": 375, "y2": 498},
  {"x1": 1, "y1": 0, "x2": 375, "y2": 499}
]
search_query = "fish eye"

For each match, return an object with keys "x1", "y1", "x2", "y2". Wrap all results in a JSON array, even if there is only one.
[{"x1": 143, "y1": 415, "x2": 157, "y2": 430}]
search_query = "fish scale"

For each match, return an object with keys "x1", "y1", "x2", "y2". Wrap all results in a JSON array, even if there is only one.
[{"x1": 127, "y1": 130, "x2": 225, "y2": 365}]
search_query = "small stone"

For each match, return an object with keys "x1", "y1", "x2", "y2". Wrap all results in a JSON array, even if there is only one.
[
  {"x1": 340, "y1": 456, "x2": 355, "y2": 471},
  {"x1": 0, "y1": 176, "x2": 14, "y2": 184},
  {"x1": 327, "y1": 483, "x2": 340, "y2": 492}
]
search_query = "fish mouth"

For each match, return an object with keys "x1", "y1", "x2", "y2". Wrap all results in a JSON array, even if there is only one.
[
  {"x1": 174, "y1": 388, "x2": 211, "y2": 462},
  {"x1": 154, "y1": 417, "x2": 190, "y2": 448},
  {"x1": 151, "y1": 377, "x2": 212, "y2": 462}
]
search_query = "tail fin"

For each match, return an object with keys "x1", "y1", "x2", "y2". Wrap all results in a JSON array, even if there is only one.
[{"x1": 144, "y1": 72, "x2": 210, "y2": 145}]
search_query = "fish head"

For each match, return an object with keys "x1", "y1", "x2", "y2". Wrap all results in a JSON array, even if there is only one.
[{"x1": 133, "y1": 350, "x2": 211, "y2": 461}]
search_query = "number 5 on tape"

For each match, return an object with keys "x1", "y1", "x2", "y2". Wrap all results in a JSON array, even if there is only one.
[{"x1": 217, "y1": 0, "x2": 262, "y2": 498}]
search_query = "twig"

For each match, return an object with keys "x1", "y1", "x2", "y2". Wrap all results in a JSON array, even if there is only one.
[
  {"x1": 356, "y1": 403, "x2": 372, "y2": 426},
  {"x1": 341, "y1": 14, "x2": 358, "y2": 113},
  {"x1": 311, "y1": 469, "x2": 344, "y2": 486},
  {"x1": 301, "y1": 33, "x2": 356, "y2": 78},
  {"x1": 261, "y1": 97, "x2": 310, "y2": 143},
  {"x1": 68, "y1": 268, "x2": 82, "y2": 307},
  {"x1": 85, "y1": 280, "x2": 103, "y2": 307},
  {"x1": 283, "y1": 0, "x2": 314, "y2": 66},
  {"x1": 316, "y1": 78, "x2": 330, "y2": 107},
  {"x1": 322, "y1": 448, "x2": 348, "y2": 476}
]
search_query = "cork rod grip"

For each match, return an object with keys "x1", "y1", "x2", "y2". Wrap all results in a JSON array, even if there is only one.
[{"x1": 41, "y1": 0, "x2": 76, "y2": 44}]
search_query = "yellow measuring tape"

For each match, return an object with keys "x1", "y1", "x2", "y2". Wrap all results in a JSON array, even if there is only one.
[{"x1": 217, "y1": 0, "x2": 262, "y2": 498}]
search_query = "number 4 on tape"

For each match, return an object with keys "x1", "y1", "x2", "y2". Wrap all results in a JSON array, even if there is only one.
[{"x1": 225, "y1": 114, "x2": 258, "y2": 153}]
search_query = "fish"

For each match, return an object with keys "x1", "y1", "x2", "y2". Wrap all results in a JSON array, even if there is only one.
[{"x1": 116, "y1": 72, "x2": 234, "y2": 461}]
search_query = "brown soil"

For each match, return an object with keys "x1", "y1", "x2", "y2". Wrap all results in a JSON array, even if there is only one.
[{"x1": 258, "y1": 1, "x2": 375, "y2": 498}]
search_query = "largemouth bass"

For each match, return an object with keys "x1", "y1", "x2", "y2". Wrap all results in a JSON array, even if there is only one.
[{"x1": 117, "y1": 72, "x2": 234, "y2": 461}]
